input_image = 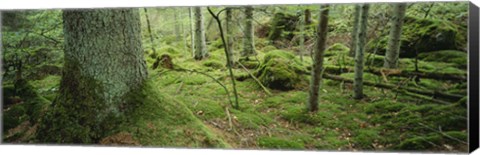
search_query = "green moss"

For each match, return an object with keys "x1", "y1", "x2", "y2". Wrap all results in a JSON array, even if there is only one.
[
  {"x1": 256, "y1": 50, "x2": 307, "y2": 90},
  {"x1": 3, "y1": 104, "x2": 28, "y2": 132},
  {"x1": 325, "y1": 43, "x2": 350, "y2": 57},
  {"x1": 397, "y1": 131, "x2": 467, "y2": 151},
  {"x1": 233, "y1": 110, "x2": 273, "y2": 129},
  {"x1": 352, "y1": 129, "x2": 380, "y2": 148},
  {"x1": 202, "y1": 60, "x2": 225, "y2": 69},
  {"x1": 418, "y1": 50, "x2": 467, "y2": 69},
  {"x1": 116, "y1": 80, "x2": 231, "y2": 148},
  {"x1": 258, "y1": 136, "x2": 305, "y2": 149},
  {"x1": 261, "y1": 45, "x2": 277, "y2": 53}
]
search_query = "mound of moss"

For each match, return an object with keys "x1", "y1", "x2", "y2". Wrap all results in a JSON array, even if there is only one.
[
  {"x1": 325, "y1": 43, "x2": 350, "y2": 57},
  {"x1": 114, "y1": 80, "x2": 231, "y2": 148},
  {"x1": 255, "y1": 50, "x2": 307, "y2": 90},
  {"x1": 418, "y1": 50, "x2": 467, "y2": 69},
  {"x1": 367, "y1": 16, "x2": 466, "y2": 58}
]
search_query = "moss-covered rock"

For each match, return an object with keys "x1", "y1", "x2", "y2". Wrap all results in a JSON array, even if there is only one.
[
  {"x1": 325, "y1": 43, "x2": 350, "y2": 57},
  {"x1": 367, "y1": 16, "x2": 466, "y2": 58},
  {"x1": 202, "y1": 60, "x2": 224, "y2": 69},
  {"x1": 418, "y1": 50, "x2": 467, "y2": 69},
  {"x1": 255, "y1": 50, "x2": 307, "y2": 90}
]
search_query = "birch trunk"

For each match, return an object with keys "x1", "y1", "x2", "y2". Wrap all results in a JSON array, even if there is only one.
[
  {"x1": 384, "y1": 3, "x2": 407, "y2": 69},
  {"x1": 307, "y1": 5, "x2": 329, "y2": 112},
  {"x1": 189, "y1": 7, "x2": 195, "y2": 57},
  {"x1": 353, "y1": 4, "x2": 370, "y2": 100},
  {"x1": 298, "y1": 6, "x2": 305, "y2": 62},
  {"x1": 349, "y1": 5, "x2": 361, "y2": 57},
  {"x1": 242, "y1": 6, "x2": 255, "y2": 59},
  {"x1": 226, "y1": 7, "x2": 235, "y2": 67},
  {"x1": 194, "y1": 7, "x2": 208, "y2": 60}
]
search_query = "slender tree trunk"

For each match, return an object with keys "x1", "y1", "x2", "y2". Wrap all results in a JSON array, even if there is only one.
[
  {"x1": 349, "y1": 5, "x2": 361, "y2": 57},
  {"x1": 353, "y1": 4, "x2": 370, "y2": 100},
  {"x1": 143, "y1": 8, "x2": 156, "y2": 55},
  {"x1": 189, "y1": 7, "x2": 195, "y2": 57},
  {"x1": 242, "y1": 6, "x2": 255, "y2": 59},
  {"x1": 38, "y1": 9, "x2": 148, "y2": 143},
  {"x1": 173, "y1": 9, "x2": 181, "y2": 42},
  {"x1": 305, "y1": 9, "x2": 312, "y2": 25},
  {"x1": 298, "y1": 6, "x2": 305, "y2": 62},
  {"x1": 226, "y1": 7, "x2": 235, "y2": 67},
  {"x1": 194, "y1": 7, "x2": 208, "y2": 60},
  {"x1": 384, "y1": 3, "x2": 407, "y2": 69},
  {"x1": 307, "y1": 5, "x2": 329, "y2": 112}
]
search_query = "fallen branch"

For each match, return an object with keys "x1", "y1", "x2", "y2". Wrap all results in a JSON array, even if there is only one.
[
  {"x1": 418, "y1": 122, "x2": 468, "y2": 145},
  {"x1": 236, "y1": 61, "x2": 272, "y2": 96},
  {"x1": 322, "y1": 73, "x2": 461, "y2": 103}
]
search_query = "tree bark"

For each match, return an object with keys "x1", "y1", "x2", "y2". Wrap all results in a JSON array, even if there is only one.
[
  {"x1": 384, "y1": 3, "x2": 407, "y2": 69},
  {"x1": 353, "y1": 4, "x2": 370, "y2": 99},
  {"x1": 307, "y1": 5, "x2": 329, "y2": 112},
  {"x1": 226, "y1": 7, "x2": 235, "y2": 67},
  {"x1": 38, "y1": 9, "x2": 148, "y2": 143},
  {"x1": 173, "y1": 9, "x2": 181, "y2": 42},
  {"x1": 349, "y1": 5, "x2": 361, "y2": 57},
  {"x1": 242, "y1": 6, "x2": 256, "y2": 59},
  {"x1": 194, "y1": 7, "x2": 208, "y2": 60}
]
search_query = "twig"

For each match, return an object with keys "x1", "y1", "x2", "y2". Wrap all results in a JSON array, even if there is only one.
[{"x1": 236, "y1": 61, "x2": 272, "y2": 96}]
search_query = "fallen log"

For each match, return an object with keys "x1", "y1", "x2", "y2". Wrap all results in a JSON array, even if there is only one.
[
  {"x1": 322, "y1": 73, "x2": 463, "y2": 102},
  {"x1": 307, "y1": 66, "x2": 467, "y2": 81}
]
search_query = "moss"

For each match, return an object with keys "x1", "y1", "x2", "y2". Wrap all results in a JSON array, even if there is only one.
[
  {"x1": 232, "y1": 110, "x2": 273, "y2": 129},
  {"x1": 158, "y1": 45, "x2": 181, "y2": 57},
  {"x1": 257, "y1": 136, "x2": 305, "y2": 149},
  {"x1": 367, "y1": 16, "x2": 464, "y2": 58},
  {"x1": 202, "y1": 60, "x2": 225, "y2": 69},
  {"x1": 268, "y1": 12, "x2": 300, "y2": 44},
  {"x1": 115, "y1": 80, "x2": 231, "y2": 148},
  {"x1": 352, "y1": 129, "x2": 380, "y2": 148},
  {"x1": 256, "y1": 50, "x2": 307, "y2": 90},
  {"x1": 397, "y1": 131, "x2": 467, "y2": 151},
  {"x1": 2, "y1": 104, "x2": 28, "y2": 132},
  {"x1": 325, "y1": 43, "x2": 350, "y2": 57},
  {"x1": 418, "y1": 50, "x2": 467, "y2": 69},
  {"x1": 261, "y1": 45, "x2": 277, "y2": 53}
]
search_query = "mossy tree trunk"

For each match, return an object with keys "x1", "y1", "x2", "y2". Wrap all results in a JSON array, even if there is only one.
[
  {"x1": 38, "y1": 9, "x2": 148, "y2": 143},
  {"x1": 242, "y1": 6, "x2": 256, "y2": 59},
  {"x1": 226, "y1": 7, "x2": 235, "y2": 67},
  {"x1": 383, "y1": 3, "x2": 407, "y2": 69},
  {"x1": 353, "y1": 4, "x2": 370, "y2": 100},
  {"x1": 349, "y1": 4, "x2": 361, "y2": 57},
  {"x1": 194, "y1": 7, "x2": 208, "y2": 60},
  {"x1": 307, "y1": 5, "x2": 329, "y2": 112}
]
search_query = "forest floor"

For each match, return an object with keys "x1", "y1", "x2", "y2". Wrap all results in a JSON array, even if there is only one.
[{"x1": 2, "y1": 42, "x2": 468, "y2": 152}]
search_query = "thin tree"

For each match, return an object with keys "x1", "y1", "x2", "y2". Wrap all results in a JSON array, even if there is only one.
[
  {"x1": 194, "y1": 7, "x2": 208, "y2": 60},
  {"x1": 241, "y1": 6, "x2": 256, "y2": 60},
  {"x1": 298, "y1": 6, "x2": 305, "y2": 62},
  {"x1": 207, "y1": 7, "x2": 240, "y2": 109},
  {"x1": 226, "y1": 7, "x2": 235, "y2": 67},
  {"x1": 349, "y1": 4, "x2": 361, "y2": 57},
  {"x1": 307, "y1": 5, "x2": 330, "y2": 112},
  {"x1": 173, "y1": 8, "x2": 181, "y2": 42},
  {"x1": 189, "y1": 7, "x2": 195, "y2": 57},
  {"x1": 384, "y1": 3, "x2": 407, "y2": 69},
  {"x1": 144, "y1": 8, "x2": 156, "y2": 55},
  {"x1": 38, "y1": 9, "x2": 148, "y2": 143},
  {"x1": 353, "y1": 4, "x2": 370, "y2": 100}
]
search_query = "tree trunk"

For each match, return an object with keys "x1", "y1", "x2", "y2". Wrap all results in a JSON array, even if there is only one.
[
  {"x1": 242, "y1": 6, "x2": 255, "y2": 59},
  {"x1": 226, "y1": 7, "x2": 235, "y2": 67},
  {"x1": 384, "y1": 3, "x2": 407, "y2": 69},
  {"x1": 194, "y1": 7, "x2": 208, "y2": 60},
  {"x1": 305, "y1": 9, "x2": 312, "y2": 25},
  {"x1": 307, "y1": 5, "x2": 329, "y2": 112},
  {"x1": 173, "y1": 9, "x2": 181, "y2": 42},
  {"x1": 143, "y1": 8, "x2": 156, "y2": 55},
  {"x1": 38, "y1": 9, "x2": 148, "y2": 143},
  {"x1": 189, "y1": 7, "x2": 195, "y2": 57},
  {"x1": 349, "y1": 4, "x2": 361, "y2": 57},
  {"x1": 298, "y1": 6, "x2": 305, "y2": 62},
  {"x1": 353, "y1": 4, "x2": 370, "y2": 100}
]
